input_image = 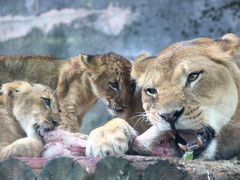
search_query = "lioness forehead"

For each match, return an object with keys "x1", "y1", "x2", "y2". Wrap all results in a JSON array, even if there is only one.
[
  {"x1": 143, "y1": 39, "x2": 229, "y2": 86},
  {"x1": 158, "y1": 37, "x2": 231, "y2": 68}
]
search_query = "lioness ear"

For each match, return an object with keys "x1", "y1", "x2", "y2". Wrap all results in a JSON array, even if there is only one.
[
  {"x1": 131, "y1": 53, "x2": 156, "y2": 81},
  {"x1": 131, "y1": 53, "x2": 150, "y2": 79},
  {"x1": 79, "y1": 54, "x2": 101, "y2": 74},
  {"x1": 222, "y1": 33, "x2": 239, "y2": 44},
  {"x1": 220, "y1": 33, "x2": 240, "y2": 54}
]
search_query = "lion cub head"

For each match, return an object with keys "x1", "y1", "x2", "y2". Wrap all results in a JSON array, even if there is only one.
[
  {"x1": 132, "y1": 33, "x2": 240, "y2": 135},
  {"x1": 79, "y1": 53, "x2": 136, "y2": 116},
  {"x1": 1, "y1": 81, "x2": 61, "y2": 139}
]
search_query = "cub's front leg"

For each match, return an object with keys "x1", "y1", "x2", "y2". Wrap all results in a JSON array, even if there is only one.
[
  {"x1": 0, "y1": 137, "x2": 43, "y2": 160},
  {"x1": 86, "y1": 118, "x2": 137, "y2": 157},
  {"x1": 57, "y1": 103, "x2": 80, "y2": 133}
]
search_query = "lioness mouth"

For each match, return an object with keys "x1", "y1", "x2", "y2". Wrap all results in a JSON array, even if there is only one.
[{"x1": 131, "y1": 125, "x2": 215, "y2": 159}]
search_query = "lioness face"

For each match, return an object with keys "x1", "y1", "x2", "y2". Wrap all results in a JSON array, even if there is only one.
[
  {"x1": 2, "y1": 81, "x2": 61, "y2": 139},
  {"x1": 134, "y1": 38, "x2": 239, "y2": 135},
  {"x1": 142, "y1": 55, "x2": 237, "y2": 133},
  {"x1": 81, "y1": 53, "x2": 136, "y2": 116}
]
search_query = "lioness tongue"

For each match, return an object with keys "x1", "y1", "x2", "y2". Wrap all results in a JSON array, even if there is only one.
[
  {"x1": 177, "y1": 130, "x2": 198, "y2": 144},
  {"x1": 131, "y1": 126, "x2": 177, "y2": 157}
]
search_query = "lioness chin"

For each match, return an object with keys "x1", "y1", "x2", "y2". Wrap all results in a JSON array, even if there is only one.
[
  {"x1": 0, "y1": 53, "x2": 136, "y2": 132},
  {"x1": 87, "y1": 33, "x2": 240, "y2": 160},
  {"x1": 0, "y1": 81, "x2": 61, "y2": 160}
]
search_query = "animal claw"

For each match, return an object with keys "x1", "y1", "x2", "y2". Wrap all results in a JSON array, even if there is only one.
[
  {"x1": 178, "y1": 143, "x2": 188, "y2": 151},
  {"x1": 197, "y1": 136, "x2": 203, "y2": 147}
]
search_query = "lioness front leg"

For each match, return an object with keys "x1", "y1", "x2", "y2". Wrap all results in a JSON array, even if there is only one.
[
  {"x1": 86, "y1": 118, "x2": 137, "y2": 157},
  {"x1": 0, "y1": 137, "x2": 43, "y2": 160}
]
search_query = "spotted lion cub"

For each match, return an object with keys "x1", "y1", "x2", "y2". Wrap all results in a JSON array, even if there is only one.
[{"x1": 0, "y1": 81, "x2": 61, "y2": 160}]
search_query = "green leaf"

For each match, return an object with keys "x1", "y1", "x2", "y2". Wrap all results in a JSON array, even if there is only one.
[{"x1": 182, "y1": 151, "x2": 193, "y2": 160}]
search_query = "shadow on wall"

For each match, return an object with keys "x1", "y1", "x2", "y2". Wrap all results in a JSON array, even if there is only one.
[
  {"x1": 80, "y1": 101, "x2": 112, "y2": 134},
  {"x1": 0, "y1": 0, "x2": 239, "y2": 132}
]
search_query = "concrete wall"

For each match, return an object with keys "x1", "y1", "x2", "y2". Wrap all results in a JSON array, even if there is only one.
[{"x1": 0, "y1": 0, "x2": 239, "y2": 133}]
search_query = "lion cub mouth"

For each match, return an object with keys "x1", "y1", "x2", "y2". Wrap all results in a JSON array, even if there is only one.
[
  {"x1": 33, "y1": 123, "x2": 53, "y2": 137},
  {"x1": 107, "y1": 104, "x2": 124, "y2": 114},
  {"x1": 131, "y1": 125, "x2": 215, "y2": 159}
]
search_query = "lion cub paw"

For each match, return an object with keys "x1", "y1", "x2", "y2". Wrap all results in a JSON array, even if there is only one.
[
  {"x1": 0, "y1": 138, "x2": 43, "y2": 160},
  {"x1": 86, "y1": 118, "x2": 137, "y2": 157}
]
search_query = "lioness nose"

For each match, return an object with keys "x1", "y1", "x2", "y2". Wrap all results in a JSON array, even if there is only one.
[{"x1": 159, "y1": 107, "x2": 184, "y2": 126}]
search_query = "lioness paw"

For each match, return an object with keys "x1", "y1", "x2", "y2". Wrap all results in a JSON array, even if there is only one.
[{"x1": 86, "y1": 118, "x2": 137, "y2": 157}]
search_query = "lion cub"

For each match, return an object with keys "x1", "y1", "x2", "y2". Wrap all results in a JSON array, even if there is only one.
[
  {"x1": 0, "y1": 53, "x2": 136, "y2": 132},
  {"x1": 0, "y1": 81, "x2": 61, "y2": 160}
]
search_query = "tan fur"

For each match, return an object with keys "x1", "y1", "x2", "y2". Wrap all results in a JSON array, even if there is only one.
[
  {"x1": 130, "y1": 33, "x2": 240, "y2": 159},
  {"x1": 86, "y1": 56, "x2": 157, "y2": 157},
  {"x1": 86, "y1": 118, "x2": 137, "y2": 157},
  {"x1": 0, "y1": 53, "x2": 135, "y2": 133},
  {"x1": 87, "y1": 34, "x2": 240, "y2": 160},
  {"x1": 0, "y1": 81, "x2": 61, "y2": 160}
]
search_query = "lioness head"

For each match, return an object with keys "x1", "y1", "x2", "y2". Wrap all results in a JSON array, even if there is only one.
[
  {"x1": 132, "y1": 34, "x2": 240, "y2": 158},
  {"x1": 80, "y1": 53, "x2": 136, "y2": 116},
  {"x1": 1, "y1": 81, "x2": 61, "y2": 139}
]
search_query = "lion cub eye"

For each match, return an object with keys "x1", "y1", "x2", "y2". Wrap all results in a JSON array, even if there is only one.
[
  {"x1": 187, "y1": 71, "x2": 203, "y2": 85},
  {"x1": 109, "y1": 82, "x2": 119, "y2": 91},
  {"x1": 42, "y1": 97, "x2": 51, "y2": 108},
  {"x1": 145, "y1": 88, "x2": 157, "y2": 97}
]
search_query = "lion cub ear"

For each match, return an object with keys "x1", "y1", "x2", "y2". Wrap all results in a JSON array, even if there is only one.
[
  {"x1": 1, "y1": 83, "x2": 19, "y2": 96},
  {"x1": 79, "y1": 54, "x2": 102, "y2": 74},
  {"x1": 131, "y1": 53, "x2": 156, "y2": 83},
  {"x1": 220, "y1": 33, "x2": 240, "y2": 54},
  {"x1": 0, "y1": 81, "x2": 31, "y2": 96}
]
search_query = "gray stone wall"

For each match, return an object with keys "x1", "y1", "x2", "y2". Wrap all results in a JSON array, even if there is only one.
[
  {"x1": 0, "y1": 0, "x2": 239, "y2": 133},
  {"x1": 1, "y1": 0, "x2": 239, "y2": 58}
]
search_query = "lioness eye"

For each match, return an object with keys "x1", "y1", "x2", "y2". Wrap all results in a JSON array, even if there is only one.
[
  {"x1": 145, "y1": 88, "x2": 157, "y2": 97},
  {"x1": 109, "y1": 82, "x2": 119, "y2": 91},
  {"x1": 42, "y1": 97, "x2": 51, "y2": 108},
  {"x1": 187, "y1": 71, "x2": 203, "y2": 85}
]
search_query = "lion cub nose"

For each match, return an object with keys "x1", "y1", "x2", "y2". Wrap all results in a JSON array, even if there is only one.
[{"x1": 159, "y1": 107, "x2": 185, "y2": 127}]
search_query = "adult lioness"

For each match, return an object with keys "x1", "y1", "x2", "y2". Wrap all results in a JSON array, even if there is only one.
[
  {"x1": 0, "y1": 81, "x2": 61, "y2": 160},
  {"x1": 87, "y1": 33, "x2": 240, "y2": 160},
  {"x1": 0, "y1": 53, "x2": 136, "y2": 132}
]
